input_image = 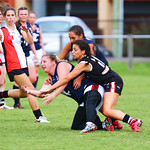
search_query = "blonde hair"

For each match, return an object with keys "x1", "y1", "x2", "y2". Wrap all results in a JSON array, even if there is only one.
[{"x1": 42, "y1": 54, "x2": 61, "y2": 63}]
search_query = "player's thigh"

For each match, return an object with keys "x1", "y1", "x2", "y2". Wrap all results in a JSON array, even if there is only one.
[
  {"x1": 0, "y1": 65, "x2": 6, "y2": 83},
  {"x1": 103, "y1": 92, "x2": 119, "y2": 110},
  {"x1": 28, "y1": 65, "x2": 36, "y2": 83},
  {"x1": 14, "y1": 73, "x2": 34, "y2": 90}
]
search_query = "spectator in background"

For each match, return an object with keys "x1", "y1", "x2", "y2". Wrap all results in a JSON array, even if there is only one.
[{"x1": 28, "y1": 11, "x2": 45, "y2": 88}]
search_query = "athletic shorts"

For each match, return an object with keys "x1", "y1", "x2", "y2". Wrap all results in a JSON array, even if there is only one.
[
  {"x1": 80, "y1": 84, "x2": 105, "y2": 112},
  {"x1": 103, "y1": 81, "x2": 123, "y2": 95},
  {"x1": 30, "y1": 48, "x2": 43, "y2": 65},
  {"x1": 26, "y1": 55, "x2": 35, "y2": 66},
  {"x1": 8, "y1": 67, "x2": 29, "y2": 82}
]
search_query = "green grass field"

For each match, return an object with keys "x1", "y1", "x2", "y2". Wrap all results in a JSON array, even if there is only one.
[{"x1": 1, "y1": 61, "x2": 150, "y2": 150}]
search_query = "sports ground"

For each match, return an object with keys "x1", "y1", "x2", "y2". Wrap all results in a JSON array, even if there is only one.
[{"x1": 1, "y1": 61, "x2": 150, "y2": 150}]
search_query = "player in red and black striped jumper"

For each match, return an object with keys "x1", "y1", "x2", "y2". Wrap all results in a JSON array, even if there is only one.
[
  {"x1": 0, "y1": 7, "x2": 49, "y2": 123},
  {"x1": 0, "y1": 6, "x2": 13, "y2": 109},
  {"x1": 38, "y1": 40, "x2": 143, "y2": 132}
]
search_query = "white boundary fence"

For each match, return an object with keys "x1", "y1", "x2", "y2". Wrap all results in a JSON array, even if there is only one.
[{"x1": 93, "y1": 34, "x2": 150, "y2": 70}]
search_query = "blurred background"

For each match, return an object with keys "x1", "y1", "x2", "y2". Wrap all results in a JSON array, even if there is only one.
[{"x1": 1, "y1": 0, "x2": 150, "y2": 59}]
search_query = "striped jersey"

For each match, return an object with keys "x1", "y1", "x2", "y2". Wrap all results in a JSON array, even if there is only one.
[{"x1": 0, "y1": 26, "x2": 27, "y2": 72}]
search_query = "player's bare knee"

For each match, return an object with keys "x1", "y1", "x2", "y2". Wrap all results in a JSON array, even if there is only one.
[{"x1": 103, "y1": 109, "x2": 111, "y2": 117}]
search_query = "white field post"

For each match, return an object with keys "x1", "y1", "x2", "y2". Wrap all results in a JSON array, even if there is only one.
[
  {"x1": 59, "y1": 34, "x2": 63, "y2": 54},
  {"x1": 127, "y1": 35, "x2": 133, "y2": 71}
]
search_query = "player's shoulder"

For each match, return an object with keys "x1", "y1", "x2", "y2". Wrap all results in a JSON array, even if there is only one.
[{"x1": 57, "y1": 61, "x2": 70, "y2": 68}]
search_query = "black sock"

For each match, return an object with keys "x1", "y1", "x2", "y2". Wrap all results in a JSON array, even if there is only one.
[
  {"x1": 33, "y1": 109, "x2": 42, "y2": 119},
  {"x1": 123, "y1": 114, "x2": 130, "y2": 123},
  {"x1": 33, "y1": 76, "x2": 39, "y2": 88},
  {"x1": 13, "y1": 85, "x2": 20, "y2": 106},
  {"x1": 13, "y1": 98, "x2": 20, "y2": 107},
  {"x1": 0, "y1": 91, "x2": 8, "y2": 98}
]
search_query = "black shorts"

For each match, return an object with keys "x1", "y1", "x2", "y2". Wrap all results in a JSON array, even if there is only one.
[
  {"x1": 8, "y1": 67, "x2": 29, "y2": 82},
  {"x1": 104, "y1": 81, "x2": 123, "y2": 95}
]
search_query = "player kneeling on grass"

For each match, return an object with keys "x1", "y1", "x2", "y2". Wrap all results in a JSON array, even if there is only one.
[
  {"x1": 27, "y1": 40, "x2": 143, "y2": 132},
  {"x1": 22, "y1": 54, "x2": 117, "y2": 133}
]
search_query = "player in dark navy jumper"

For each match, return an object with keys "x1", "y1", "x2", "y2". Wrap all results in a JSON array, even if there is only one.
[
  {"x1": 36, "y1": 40, "x2": 143, "y2": 132},
  {"x1": 28, "y1": 11, "x2": 45, "y2": 88},
  {"x1": 13, "y1": 7, "x2": 37, "y2": 108},
  {"x1": 58, "y1": 25, "x2": 108, "y2": 65},
  {"x1": 21, "y1": 54, "x2": 114, "y2": 133}
]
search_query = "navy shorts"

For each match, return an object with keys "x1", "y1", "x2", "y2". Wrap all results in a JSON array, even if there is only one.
[{"x1": 7, "y1": 67, "x2": 29, "y2": 82}]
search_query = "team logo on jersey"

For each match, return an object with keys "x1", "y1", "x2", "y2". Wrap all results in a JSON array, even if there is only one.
[
  {"x1": 62, "y1": 90, "x2": 71, "y2": 96},
  {"x1": 117, "y1": 86, "x2": 120, "y2": 89},
  {"x1": 8, "y1": 35, "x2": 14, "y2": 40}
]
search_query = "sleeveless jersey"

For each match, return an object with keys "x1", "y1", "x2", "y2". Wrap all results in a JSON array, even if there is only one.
[
  {"x1": 80, "y1": 55, "x2": 123, "y2": 86},
  {"x1": 0, "y1": 26, "x2": 27, "y2": 72},
  {"x1": 32, "y1": 24, "x2": 41, "y2": 50},
  {"x1": 51, "y1": 61, "x2": 102, "y2": 104},
  {"x1": 16, "y1": 22, "x2": 32, "y2": 57}
]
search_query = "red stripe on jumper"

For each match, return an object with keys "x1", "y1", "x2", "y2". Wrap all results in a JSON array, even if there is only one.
[{"x1": 91, "y1": 85, "x2": 99, "y2": 91}]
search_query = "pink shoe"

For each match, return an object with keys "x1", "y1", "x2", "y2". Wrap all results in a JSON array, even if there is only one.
[
  {"x1": 130, "y1": 119, "x2": 143, "y2": 132},
  {"x1": 112, "y1": 120, "x2": 123, "y2": 130}
]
